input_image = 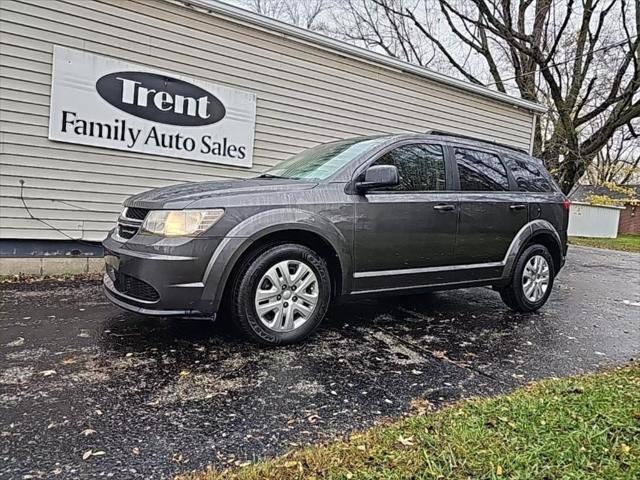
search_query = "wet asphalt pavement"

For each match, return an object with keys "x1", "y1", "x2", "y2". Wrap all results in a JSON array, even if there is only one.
[{"x1": 1, "y1": 246, "x2": 639, "y2": 479}]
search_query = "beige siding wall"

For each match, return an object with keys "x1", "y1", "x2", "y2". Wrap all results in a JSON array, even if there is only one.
[{"x1": 0, "y1": 0, "x2": 536, "y2": 241}]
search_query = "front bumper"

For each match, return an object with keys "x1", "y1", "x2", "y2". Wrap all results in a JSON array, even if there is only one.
[
  {"x1": 102, "y1": 232, "x2": 219, "y2": 317},
  {"x1": 103, "y1": 275, "x2": 206, "y2": 316}
]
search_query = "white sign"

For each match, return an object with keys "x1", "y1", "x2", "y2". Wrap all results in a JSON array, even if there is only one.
[{"x1": 49, "y1": 46, "x2": 256, "y2": 167}]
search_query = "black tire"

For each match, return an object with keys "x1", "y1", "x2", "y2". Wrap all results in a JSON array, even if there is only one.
[
  {"x1": 230, "y1": 243, "x2": 331, "y2": 345},
  {"x1": 499, "y1": 244, "x2": 555, "y2": 312}
]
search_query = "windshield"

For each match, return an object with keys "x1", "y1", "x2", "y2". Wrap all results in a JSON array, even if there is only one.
[{"x1": 262, "y1": 137, "x2": 388, "y2": 180}]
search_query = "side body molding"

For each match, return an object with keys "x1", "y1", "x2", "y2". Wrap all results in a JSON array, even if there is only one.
[
  {"x1": 201, "y1": 208, "x2": 353, "y2": 311},
  {"x1": 351, "y1": 219, "x2": 563, "y2": 285}
]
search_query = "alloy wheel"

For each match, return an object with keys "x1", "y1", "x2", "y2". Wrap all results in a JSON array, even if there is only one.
[{"x1": 522, "y1": 254, "x2": 550, "y2": 303}]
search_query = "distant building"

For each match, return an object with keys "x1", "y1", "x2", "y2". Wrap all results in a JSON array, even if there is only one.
[{"x1": 569, "y1": 184, "x2": 640, "y2": 235}]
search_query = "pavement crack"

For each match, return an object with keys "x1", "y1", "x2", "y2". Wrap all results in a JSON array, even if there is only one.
[{"x1": 371, "y1": 322, "x2": 509, "y2": 386}]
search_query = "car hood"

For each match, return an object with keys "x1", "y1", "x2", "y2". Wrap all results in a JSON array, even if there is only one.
[{"x1": 125, "y1": 178, "x2": 318, "y2": 209}]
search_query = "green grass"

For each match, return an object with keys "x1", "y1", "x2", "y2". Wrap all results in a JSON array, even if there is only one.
[
  {"x1": 188, "y1": 364, "x2": 640, "y2": 480},
  {"x1": 569, "y1": 235, "x2": 640, "y2": 253}
]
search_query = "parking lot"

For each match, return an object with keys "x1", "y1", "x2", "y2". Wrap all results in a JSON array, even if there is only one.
[{"x1": 1, "y1": 246, "x2": 639, "y2": 479}]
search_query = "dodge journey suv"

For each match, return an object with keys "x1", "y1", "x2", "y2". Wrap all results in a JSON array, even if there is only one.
[{"x1": 103, "y1": 131, "x2": 569, "y2": 345}]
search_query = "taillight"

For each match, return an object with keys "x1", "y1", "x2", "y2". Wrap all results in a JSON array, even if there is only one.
[{"x1": 563, "y1": 199, "x2": 571, "y2": 211}]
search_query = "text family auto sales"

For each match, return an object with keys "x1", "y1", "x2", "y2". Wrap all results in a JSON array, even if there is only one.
[
  {"x1": 59, "y1": 72, "x2": 248, "y2": 160},
  {"x1": 60, "y1": 111, "x2": 247, "y2": 159}
]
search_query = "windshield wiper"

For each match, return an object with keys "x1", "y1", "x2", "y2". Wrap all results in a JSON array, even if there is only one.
[
  {"x1": 256, "y1": 174, "x2": 284, "y2": 179},
  {"x1": 256, "y1": 174, "x2": 312, "y2": 180}
]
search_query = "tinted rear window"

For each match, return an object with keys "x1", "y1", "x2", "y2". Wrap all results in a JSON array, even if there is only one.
[
  {"x1": 507, "y1": 157, "x2": 554, "y2": 192},
  {"x1": 455, "y1": 148, "x2": 509, "y2": 191}
]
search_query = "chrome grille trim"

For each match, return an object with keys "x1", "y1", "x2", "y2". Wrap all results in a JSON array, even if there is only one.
[
  {"x1": 117, "y1": 207, "x2": 149, "y2": 240},
  {"x1": 123, "y1": 207, "x2": 149, "y2": 221}
]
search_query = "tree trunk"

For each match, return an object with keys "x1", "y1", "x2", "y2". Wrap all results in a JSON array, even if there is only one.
[{"x1": 556, "y1": 150, "x2": 595, "y2": 194}]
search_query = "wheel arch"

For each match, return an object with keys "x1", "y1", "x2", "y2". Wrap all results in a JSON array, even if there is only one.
[
  {"x1": 501, "y1": 220, "x2": 564, "y2": 282},
  {"x1": 201, "y1": 209, "x2": 351, "y2": 313},
  {"x1": 525, "y1": 231, "x2": 563, "y2": 275},
  {"x1": 226, "y1": 228, "x2": 345, "y2": 300}
]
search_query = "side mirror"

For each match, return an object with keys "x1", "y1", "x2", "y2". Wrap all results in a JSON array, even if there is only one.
[{"x1": 356, "y1": 165, "x2": 399, "y2": 192}]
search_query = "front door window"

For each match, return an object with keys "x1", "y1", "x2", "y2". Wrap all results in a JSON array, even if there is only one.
[{"x1": 372, "y1": 143, "x2": 446, "y2": 192}]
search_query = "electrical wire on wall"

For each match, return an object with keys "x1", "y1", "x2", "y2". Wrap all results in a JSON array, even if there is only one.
[{"x1": 18, "y1": 179, "x2": 98, "y2": 247}]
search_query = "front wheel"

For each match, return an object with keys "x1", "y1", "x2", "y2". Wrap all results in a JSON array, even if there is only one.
[
  {"x1": 231, "y1": 243, "x2": 331, "y2": 345},
  {"x1": 499, "y1": 244, "x2": 555, "y2": 312}
]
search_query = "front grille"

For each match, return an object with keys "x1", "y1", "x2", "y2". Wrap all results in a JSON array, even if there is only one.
[
  {"x1": 125, "y1": 207, "x2": 149, "y2": 221},
  {"x1": 113, "y1": 273, "x2": 160, "y2": 302},
  {"x1": 117, "y1": 207, "x2": 149, "y2": 240}
]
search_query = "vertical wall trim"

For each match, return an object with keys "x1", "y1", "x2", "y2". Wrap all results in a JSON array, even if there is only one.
[{"x1": 529, "y1": 113, "x2": 538, "y2": 155}]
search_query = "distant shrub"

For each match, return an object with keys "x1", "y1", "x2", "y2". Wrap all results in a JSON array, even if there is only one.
[{"x1": 585, "y1": 182, "x2": 639, "y2": 206}]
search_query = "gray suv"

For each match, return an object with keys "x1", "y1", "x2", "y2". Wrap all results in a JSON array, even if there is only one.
[{"x1": 103, "y1": 132, "x2": 569, "y2": 345}]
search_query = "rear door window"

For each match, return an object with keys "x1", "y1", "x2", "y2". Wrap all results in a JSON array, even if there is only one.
[
  {"x1": 507, "y1": 157, "x2": 554, "y2": 192},
  {"x1": 454, "y1": 148, "x2": 509, "y2": 191},
  {"x1": 373, "y1": 143, "x2": 446, "y2": 192}
]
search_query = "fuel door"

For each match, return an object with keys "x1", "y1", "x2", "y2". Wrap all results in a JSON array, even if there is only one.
[{"x1": 528, "y1": 195, "x2": 542, "y2": 219}]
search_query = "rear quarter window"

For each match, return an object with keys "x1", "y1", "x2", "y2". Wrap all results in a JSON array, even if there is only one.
[{"x1": 507, "y1": 156, "x2": 554, "y2": 192}]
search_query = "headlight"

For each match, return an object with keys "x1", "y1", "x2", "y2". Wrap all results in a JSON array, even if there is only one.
[{"x1": 141, "y1": 209, "x2": 224, "y2": 237}]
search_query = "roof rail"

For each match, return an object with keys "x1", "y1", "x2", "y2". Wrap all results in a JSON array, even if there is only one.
[{"x1": 425, "y1": 129, "x2": 529, "y2": 154}]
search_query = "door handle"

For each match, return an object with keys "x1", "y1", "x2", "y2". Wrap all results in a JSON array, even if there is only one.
[
  {"x1": 509, "y1": 204, "x2": 527, "y2": 210},
  {"x1": 433, "y1": 204, "x2": 456, "y2": 211}
]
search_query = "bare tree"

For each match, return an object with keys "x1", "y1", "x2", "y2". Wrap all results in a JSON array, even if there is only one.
[
  {"x1": 339, "y1": 0, "x2": 640, "y2": 193},
  {"x1": 332, "y1": 0, "x2": 437, "y2": 66},
  {"x1": 232, "y1": 0, "x2": 334, "y2": 31},
  {"x1": 586, "y1": 120, "x2": 640, "y2": 185},
  {"x1": 237, "y1": 0, "x2": 286, "y2": 19}
]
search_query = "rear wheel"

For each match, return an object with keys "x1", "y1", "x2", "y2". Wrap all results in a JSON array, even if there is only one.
[
  {"x1": 499, "y1": 244, "x2": 554, "y2": 312},
  {"x1": 231, "y1": 243, "x2": 331, "y2": 345}
]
